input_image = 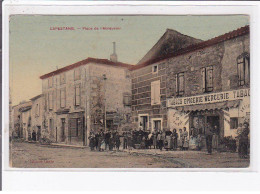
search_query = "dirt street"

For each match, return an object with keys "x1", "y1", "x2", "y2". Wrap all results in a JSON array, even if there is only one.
[{"x1": 10, "y1": 141, "x2": 249, "y2": 168}]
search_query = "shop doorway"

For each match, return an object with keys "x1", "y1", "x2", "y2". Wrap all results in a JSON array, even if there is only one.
[
  {"x1": 151, "y1": 118, "x2": 162, "y2": 132},
  {"x1": 139, "y1": 114, "x2": 148, "y2": 131},
  {"x1": 207, "y1": 116, "x2": 220, "y2": 135},
  {"x1": 61, "y1": 118, "x2": 66, "y2": 142}
]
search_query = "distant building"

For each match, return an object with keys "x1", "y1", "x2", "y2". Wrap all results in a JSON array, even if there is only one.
[
  {"x1": 11, "y1": 101, "x2": 32, "y2": 139},
  {"x1": 30, "y1": 94, "x2": 44, "y2": 141}
]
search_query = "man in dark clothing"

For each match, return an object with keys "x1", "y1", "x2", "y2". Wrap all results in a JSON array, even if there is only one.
[
  {"x1": 123, "y1": 132, "x2": 128, "y2": 149},
  {"x1": 205, "y1": 123, "x2": 214, "y2": 154},
  {"x1": 104, "y1": 131, "x2": 111, "y2": 150},
  {"x1": 32, "y1": 130, "x2": 37, "y2": 141},
  {"x1": 238, "y1": 122, "x2": 250, "y2": 158},
  {"x1": 115, "y1": 132, "x2": 121, "y2": 150}
]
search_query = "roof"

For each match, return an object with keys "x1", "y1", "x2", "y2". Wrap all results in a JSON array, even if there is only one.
[
  {"x1": 131, "y1": 25, "x2": 249, "y2": 70},
  {"x1": 30, "y1": 94, "x2": 43, "y2": 101},
  {"x1": 137, "y1": 28, "x2": 202, "y2": 65},
  {"x1": 19, "y1": 106, "x2": 32, "y2": 112},
  {"x1": 40, "y1": 57, "x2": 134, "y2": 79}
]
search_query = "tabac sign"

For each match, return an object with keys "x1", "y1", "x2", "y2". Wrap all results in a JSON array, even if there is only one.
[{"x1": 167, "y1": 88, "x2": 250, "y2": 108}]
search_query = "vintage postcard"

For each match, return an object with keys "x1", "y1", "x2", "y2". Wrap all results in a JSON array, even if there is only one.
[{"x1": 9, "y1": 14, "x2": 250, "y2": 169}]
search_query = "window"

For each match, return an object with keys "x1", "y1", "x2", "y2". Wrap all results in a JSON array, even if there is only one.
[
  {"x1": 75, "y1": 84, "x2": 81, "y2": 106},
  {"x1": 176, "y1": 72, "x2": 184, "y2": 96},
  {"x1": 35, "y1": 104, "x2": 40, "y2": 117},
  {"x1": 230, "y1": 117, "x2": 238, "y2": 129},
  {"x1": 60, "y1": 73, "x2": 66, "y2": 85},
  {"x1": 237, "y1": 53, "x2": 250, "y2": 86},
  {"x1": 60, "y1": 88, "x2": 66, "y2": 108},
  {"x1": 48, "y1": 77, "x2": 53, "y2": 88},
  {"x1": 201, "y1": 66, "x2": 213, "y2": 93},
  {"x1": 123, "y1": 93, "x2": 131, "y2": 106},
  {"x1": 74, "y1": 68, "x2": 81, "y2": 80},
  {"x1": 152, "y1": 65, "x2": 158, "y2": 73},
  {"x1": 48, "y1": 92, "x2": 54, "y2": 110},
  {"x1": 151, "y1": 80, "x2": 160, "y2": 105}
]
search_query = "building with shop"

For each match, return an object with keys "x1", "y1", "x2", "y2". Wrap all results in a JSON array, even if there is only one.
[
  {"x1": 166, "y1": 25, "x2": 249, "y2": 140},
  {"x1": 39, "y1": 49, "x2": 133, "y2": 145},
  {"x1": 130, "y1": 25, "x2": 250, "y2": 148}
]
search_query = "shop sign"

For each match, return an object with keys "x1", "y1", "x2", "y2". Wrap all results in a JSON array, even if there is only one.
[{"x1": 167, "y1": 88, "x2": 250, "y2": 108}]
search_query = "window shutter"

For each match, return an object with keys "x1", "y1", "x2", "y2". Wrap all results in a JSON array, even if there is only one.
[
  {"x1": 151, "y1": 81, "x2": 155, "y2": 105},
  {"x1": 207, "y1": 66, "x2": 213, "y2": 91},
  {"x1": 153, "y1": 80, "x2": 160, "y2": 104},
  {"x1": 201, "y1": 68, "x2": 206, "y2": 92},
  {"x1": 175, "y1": 74, "x2": 178, "y2": 94}
]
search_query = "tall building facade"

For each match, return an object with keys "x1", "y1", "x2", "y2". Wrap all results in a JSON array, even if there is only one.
[{"x1": 39, "y1": 58, "x2": 133, "y2": 145}]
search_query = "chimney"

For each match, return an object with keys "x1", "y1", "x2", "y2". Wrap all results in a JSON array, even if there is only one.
[{"x1": 110, "y1": 42, "x2": 118, "y2": 62}]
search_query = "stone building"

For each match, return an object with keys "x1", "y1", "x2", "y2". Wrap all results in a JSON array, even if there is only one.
[
  {"x1": 166, "y1": 25, "x2": 249, "y2": 141},
  {"x1": 131, "y1": 29, "x2": 202, "y2": 132},
  {"x1": 11, "y1": 101, "x2": 32, "y2": 139},
  {"x1": 130, "y1": 25, "x2": 250, "y2": 147},
  {"x1": 39, "y1": 56, "x2": 133, "y2": 145},
  {"x1": 30, "y1": 94, "x2": 44, "y2": 141}
]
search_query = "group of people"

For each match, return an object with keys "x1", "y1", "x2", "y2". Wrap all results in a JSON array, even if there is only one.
[
  {"x1": 87, "y1": 122, "x2": 250, "y2": 159},
  {"x1": 88, "y1": 130, "x2": 121, "y2": 151},
  {"x1": 88, "y1": 127, "x2": 203, "y2": 152}
]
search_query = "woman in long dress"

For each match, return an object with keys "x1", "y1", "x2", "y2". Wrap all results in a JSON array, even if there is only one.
[
  {"x1": 212, "y1": 125, "x2": 219, "y2": 151},
  {"x1": 182, "y1": 127, "x2": 189, "y2": 150}
]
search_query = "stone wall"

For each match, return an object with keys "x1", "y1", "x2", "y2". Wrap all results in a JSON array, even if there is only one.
[{"x1": 131, "y1": 61, "x2": 167, "y2": 130}]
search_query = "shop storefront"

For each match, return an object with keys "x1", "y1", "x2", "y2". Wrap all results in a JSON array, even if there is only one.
[{"x1": 167, "y1": 88, "x2": 250, "y2": 145}]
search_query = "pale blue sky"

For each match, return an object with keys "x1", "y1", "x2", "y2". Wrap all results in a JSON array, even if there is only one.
[{"x1": 9, "y1": 15, "x2": 249, "y2": 105}]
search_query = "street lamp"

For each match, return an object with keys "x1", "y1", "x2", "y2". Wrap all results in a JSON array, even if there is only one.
[{"x1": 103, "y1": 74, "x2": 107, "y2": 132}]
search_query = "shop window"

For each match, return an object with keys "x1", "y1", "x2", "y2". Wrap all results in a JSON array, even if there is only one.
[
  {"x1": 230, "y1": 117, "x2": 238, "y2": 129},
  {"x1": 237, "y1": 53, "x2": 250, "y2": 86},
  {"x1": 201, "y1": 66, "x2": 213, "y2": 93},
  {"x1": 152, "y1": 65, "x2": 158, "y2": 74},
  {"x1": 60, "y1": 73, "x2": 66, "y2": 85},
  {"x1": 60, "y1": 88, "x2": 66, "y2": 108},
  {"x1": 176, "y1": 72, "x2": 184, "y2": 96},
  {"x1": 123, "y1": 92, "x2": 131, "y2": 106},
  {"x1": 151, "y1": 80, "x2": 160, "y2": 105},
  {"x1": 48, "y1": 92, "x2": 54, "y2": 110},
  {"x1": 48, "y1": 77, "x2": 53, "y2": 88},
  {"x1": 74, "y1": 68, "x2": 81, "y2": 81},
  {"x1": 75, "y1": 84, "x2": 81, "y2": 106}
]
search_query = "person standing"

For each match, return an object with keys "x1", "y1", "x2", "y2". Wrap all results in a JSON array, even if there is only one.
[
  {"x1": 115, "y1": 132, "x2": 121, "y2": 151},
  {"x1": 205, "y1": 123, "x2": 214, "y2": 155},
  {"x1": 172, "y1": 129, "x2": 178, "y2": 150},
  {"x1": 237, "y1": 122, "x2": 250, "y2": 159},
  {"x1": 123, "y1": 132, "x2": 128, "y2": 149},
  {"x1": 178, "y1": 129, "x2": 183, "y2": 150},
  {"x1": 153, "y1": 131, "x2": 157, "y2": 149},
  {"x1": 212, "y1": 125, "x2": 219, "y2": 151},
  {"x1": 32, "y1": 130, "x2": 37, "y2": 141},
  {"x1": 183, "y1": 127, "x2": 189, "y2": 151},
  {"x1": 127, "y1": 132, "x2": 133, "y2": 151},
  {"x1": 157, "y1": 132, "x2": 163, "y2": 151},
  {"x1": 104, "y1": 131, "x2": 111, "y2": 150}
]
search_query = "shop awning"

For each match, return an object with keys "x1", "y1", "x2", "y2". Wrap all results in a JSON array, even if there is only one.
[{"x1": 175, "y1": 100, "x2": 241, "y2": 112}]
